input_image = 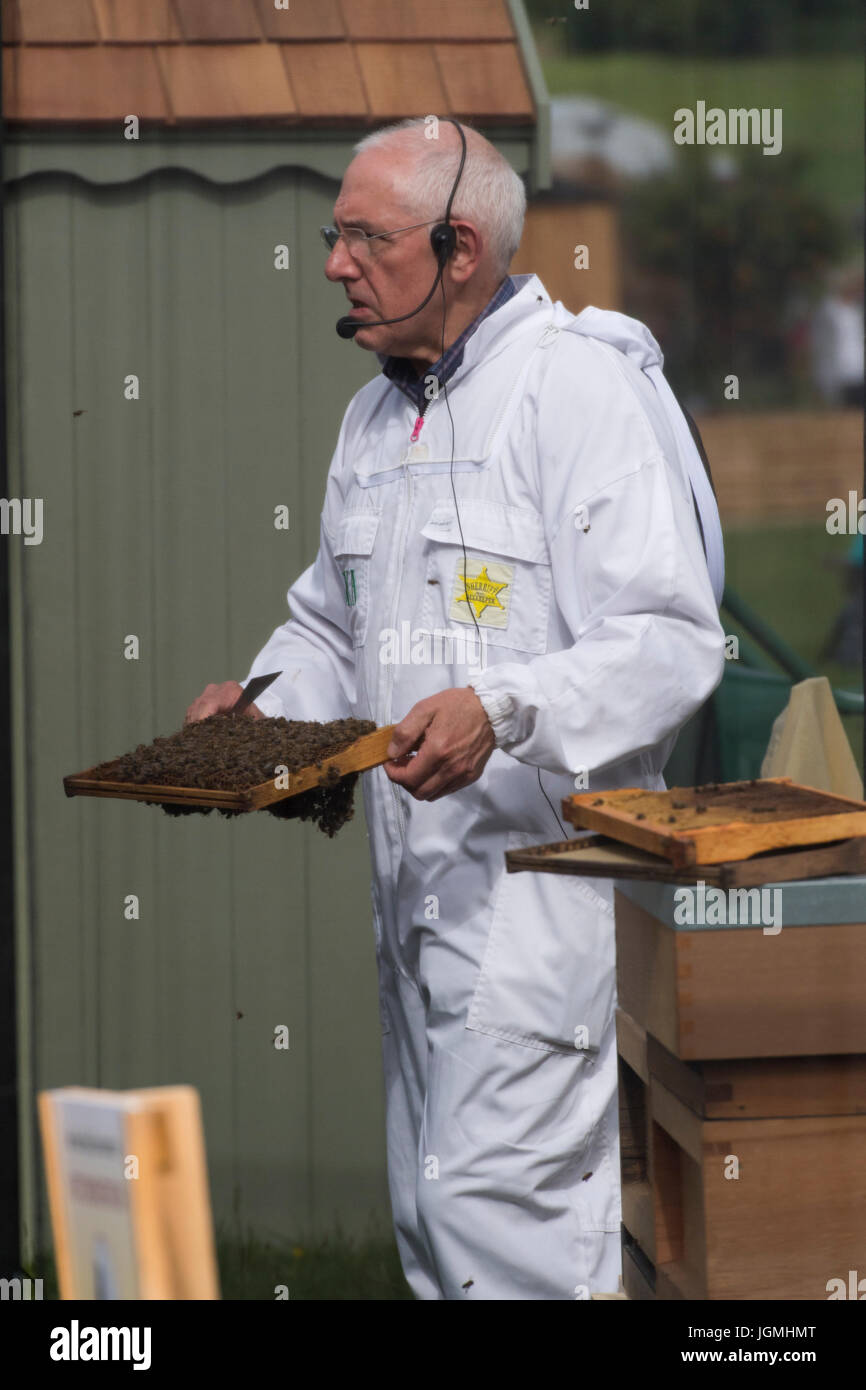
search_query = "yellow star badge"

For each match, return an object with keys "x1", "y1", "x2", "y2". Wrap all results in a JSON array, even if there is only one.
[{"x1": 454, "y1": 563, "x2": 509, "y2": 619}]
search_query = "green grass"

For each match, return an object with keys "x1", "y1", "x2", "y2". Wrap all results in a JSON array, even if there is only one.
[
  {"x1": 27, "y1": 1226, "x2": 414, "y2": 1301},
  {"x1": 723, "y1": 520, "x2": 863, "y2": 769},
  {"x1": 26, "y1": 1251, "x2": 59, "y2": 1299},
  {"x1": 538, "y1": 52, "x2": 864, "y2": 229},
  {"x1": 214, "y1": 1228, "x2": 413, "y2": 1301}
]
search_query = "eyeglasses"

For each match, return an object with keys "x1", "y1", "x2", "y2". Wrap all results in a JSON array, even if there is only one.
[{"x1": 320, "y1": 219, "x2": 442, "y2": 258}]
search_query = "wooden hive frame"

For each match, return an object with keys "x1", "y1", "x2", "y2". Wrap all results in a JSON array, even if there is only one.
[
  {"x1": 63, "y1": 725, "x2": 396, "y2": 813},
  {"x1": 563, "y1": 778, "x2": 866, "y2": 868}
]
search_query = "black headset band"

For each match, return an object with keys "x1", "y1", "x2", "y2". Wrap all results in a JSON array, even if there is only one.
[
  {"x1": 441, "y1": 118, "x2": 467, "y2": 228},
  {"x1": 429, "y1": 118, "x2": 468, "y2": 263}
]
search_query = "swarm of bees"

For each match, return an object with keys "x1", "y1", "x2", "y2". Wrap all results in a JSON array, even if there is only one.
[{"x1": 89, "y1": 714, "x2": 376, "y2": 837}]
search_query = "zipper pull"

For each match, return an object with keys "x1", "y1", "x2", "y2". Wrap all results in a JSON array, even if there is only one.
[{"x1": 410, "y1": 415, "x2": 425, "y2": 444}]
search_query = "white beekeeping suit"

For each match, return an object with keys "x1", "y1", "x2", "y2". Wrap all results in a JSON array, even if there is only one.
[{"x1": 242, "y1": 274, "x2": 726, "y2": 1300}]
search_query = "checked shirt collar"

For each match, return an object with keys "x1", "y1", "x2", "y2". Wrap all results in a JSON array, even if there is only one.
[{"x1": 378, "y1": 275, "x2": 517, "y2": 412}]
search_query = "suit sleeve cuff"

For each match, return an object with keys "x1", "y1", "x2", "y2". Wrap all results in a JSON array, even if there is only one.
[{"x1": 467, "y1": 676, "x2": 516, "y2": 747}]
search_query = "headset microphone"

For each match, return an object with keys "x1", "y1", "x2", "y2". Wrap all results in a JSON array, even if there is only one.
[{"x1": 335, "y1": 240, "x2": 451, "y2": 338}]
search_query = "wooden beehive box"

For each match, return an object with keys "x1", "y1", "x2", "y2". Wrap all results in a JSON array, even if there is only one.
[
  {"x1": 617, "y1": 1009, "x2": 866, "y2": 1301},
  {"x1": 614, "y1": 874, "x2": 866, "y2": 1060},
  {"x1": 563, "y1": 778, "x2": 866, "y2": 868}
]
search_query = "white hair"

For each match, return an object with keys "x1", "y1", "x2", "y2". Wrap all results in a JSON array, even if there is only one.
[{"x1": 353, "y1": 118, "x2": 526, "y2": 279}]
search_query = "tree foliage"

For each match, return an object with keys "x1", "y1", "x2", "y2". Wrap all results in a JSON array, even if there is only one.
[
  {"x1": 528, "y1": 0, "x2": 863, "y2": 57},
  {"x1": 620, "y1": 153, "x2": 844, "y2": 403}
]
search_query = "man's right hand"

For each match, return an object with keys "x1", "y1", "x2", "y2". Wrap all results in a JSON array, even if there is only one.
[{"x1": 184, "y1": 681, "x2": 265, "y2": 724}]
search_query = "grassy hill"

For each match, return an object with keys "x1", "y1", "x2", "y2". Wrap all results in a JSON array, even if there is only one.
[{"x1": 539, "y1": 52, "x2": 863, "y2": 235}]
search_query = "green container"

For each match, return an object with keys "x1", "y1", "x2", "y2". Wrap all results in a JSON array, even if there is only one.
[{"x1": 664, "y1": 664, "x2": 793, "y2": 786}]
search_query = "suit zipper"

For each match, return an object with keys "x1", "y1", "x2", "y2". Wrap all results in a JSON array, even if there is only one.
[{"x1": 385, "y1": 399, "x2": 437, "y2": 843}]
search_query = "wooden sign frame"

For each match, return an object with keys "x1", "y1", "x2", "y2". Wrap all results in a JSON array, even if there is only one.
[{"x1": 39, "y1": 1085, "x2": 219, "y2": 1300}]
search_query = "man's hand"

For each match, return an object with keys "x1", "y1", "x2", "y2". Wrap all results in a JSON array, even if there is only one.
[
  {"x1": 184, "y1": 681, "x2": 265, "y2": 724},
  {"x1": 384, "y1": 687, "x2": 496, "y2": 801}
]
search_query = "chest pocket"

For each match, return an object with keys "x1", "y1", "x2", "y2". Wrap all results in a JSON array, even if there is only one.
[
  {"x1": 418, "y1": 499, "x2": 551, "y2": 655},
  {"x1": 332, "y1": 511, "x2": 379, "y2": 648}
]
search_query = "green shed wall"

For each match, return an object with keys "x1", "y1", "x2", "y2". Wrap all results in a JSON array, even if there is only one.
[{"x1": 6, "y1": 162, "x2": 395, "y2": 1259}]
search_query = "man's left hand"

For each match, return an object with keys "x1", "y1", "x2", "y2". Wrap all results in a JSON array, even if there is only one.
[{"x1": 384, "y1": 688, "x2": 496, "y2": 801}]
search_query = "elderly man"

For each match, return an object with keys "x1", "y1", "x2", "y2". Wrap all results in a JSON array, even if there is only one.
[{"x1": 187, "y1": 118, "x2": 725, "y2": 1300}]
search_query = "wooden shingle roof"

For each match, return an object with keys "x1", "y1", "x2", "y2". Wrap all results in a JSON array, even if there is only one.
[{"x1": 2, "y1": 0, "x2": 535, "y2": 126}]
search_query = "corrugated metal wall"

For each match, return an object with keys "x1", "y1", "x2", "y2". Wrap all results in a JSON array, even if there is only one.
[{"x1": 5, "y1": 163, "x2": 392, "y2": 1255}]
